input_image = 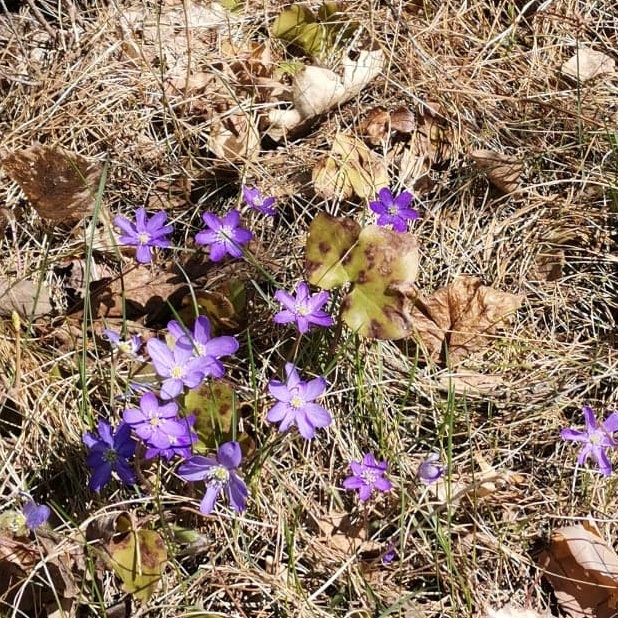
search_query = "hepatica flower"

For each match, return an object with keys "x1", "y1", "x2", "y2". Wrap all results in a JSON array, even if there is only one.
[
  {"x1": 147, "y1": 337, "x2": 210, "y2": 400},
  {"x1": 114, "y1": 207, "x2": 173, "y2": 263},
  {"x1": 242, "y1": 185, "x2": 277, "y2": 216},
  {"x1": 123, "y1": 392, "x2": 189, "y2": 449},
  {"x1": 273, "y1": 282, "x2": 334, "y2": 334},
  {"x1": 22, "y1": 500, "x2": 50, "y2": 530},
  {"x1": 267, "y1": 362, "x2": 331, "y2": 440},
  {"x1": 177, "y1": 441, "x2": 248, "y2": 515},
  {"x1": 102, "y1": 329, "x2": 143, "y2": 359},
  {"x1": 418, "y1": 452, "x2": 444, "y2": 484},
  {"x1": 195, "y1": 210, "x2": 253, "y2": 261},
  {"x1": 561, "y1": 405, "x2": 618, "y2": 476},
  {"x1": 168, "y1": 316, "x2": 239, "y2": 379},
  {"x1": 83, "y1": 419, "x2": 136, "y2": 491},
  {"x1": 369, "y1": 187, "x2": 418, "y2": 232},
  {"x1": 343, "y1": 453, "x2": 392, "y2": 501}
]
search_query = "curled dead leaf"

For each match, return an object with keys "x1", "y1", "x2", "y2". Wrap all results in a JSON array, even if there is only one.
[
  {"x1": 1, "y1": 144, "x2": 102, "y2": 220},
  {"x1": 266, "y1": 49, "x2": 384, "y2": 140},
  {"x1": 471, "y1": 149, "x2": 523, "y2": 194},
  {"x1": 538, "y1": 523, "x2": 618, "y2": 618}
]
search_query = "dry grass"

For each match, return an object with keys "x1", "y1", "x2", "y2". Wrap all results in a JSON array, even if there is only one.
[{"x1": 0, "y1": 0, "x2": 617, "y2": 616}]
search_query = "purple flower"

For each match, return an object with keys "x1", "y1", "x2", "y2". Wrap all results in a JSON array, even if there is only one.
[
  {"x1": 418, "y1": 453, "x2": 444, "y2": 484},
  {"x1": 195, "y1": 210, "x2": 253, "y2": 262},
  {"x1": 369, "y1": 188, "x2": 418, "y2": 232},
  {"x1": 342, "y1": 453, "x2": 392, "y2": 501},
  {"x1": 273, "y1": 282, "x2": 334, "y2": 334},
  {"x1": 167, "y1": 316, "x2": 239, "y2": 379},
  {"x1": 22, "y1": 500, "x2": 50, "y2": 530},
  {"x1": 102, "y1": 329, "x2": 143, "y2": 359},
  {"x1": 123, "y1": 392, "x2": 189, "y2": 449},
  {"x1": 83, "y1": 420, "x2": 136, "y2": 491},
  {"x1": 561, "y1": 405, "x2": 618, "y2": 476},
  {"x1": 242, "y1": 185, "x2": 277, "y2": 216},
  {"x1": 114, "y1": 207, "x2": 173, "y2": 263},
  {"x1": 177, "y1": 441, "x2": 248, "y2": 514},
  {"x1": 267, "y1": 363, "x2": 331, "y2": 440},
  {"x1": 381, "y1": 542, "x2": 397, "y2": 565},
  {"x1": 146, "y1": 337, "x2": 209, "y2": 400},
  {"x1": 144, "y1": 415, "x2": 197, "y2": 460}
]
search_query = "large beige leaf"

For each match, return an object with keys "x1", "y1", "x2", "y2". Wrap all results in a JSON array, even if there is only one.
[
  {"x1": 561, "y1": 46, "x2": 616, "y2": 82},
  {"x1": 1, "y1": 144, "x2": 102, "y2": 221},
  {"x1": 471, "y1": 149, "x2": 523, "y2": 194},
  {"x1": 538, "y1": 523, "x2": 618, "y2": 618},
  {"x1": 266, "y1": 49, "x2": 384, "y2": 140}
]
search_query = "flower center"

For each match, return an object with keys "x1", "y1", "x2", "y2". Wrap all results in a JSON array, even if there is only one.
[
  {"x1": 361, "y1": 468, "x2": 378, "y2": 485},
  {"x1": 137, "y1": 231, "x2": 151, "y2": 245},
  {"x1": 290, "y1": 395, "x2": 304, "y2": 409},
  {"x1": 195, "y1": 342, "x2": 206, "y2": 356},
  {"x1": 170, "y1": 365, "x2": 184, "y2": 379},
  {"x1": 388, "y1": 206, "x2": 399, "y2": 216},
  {"x1": 295, "y1": 302, "x2": 310, "y2": 316},
  {"x1": 103, "y1": 448, "x2": 118, "y2": 464},
  {"x1": 590, "y1": 431, "x2": 604, "y2": 445},
  {"x1": 208, "y1": 465, "x2": 230, "y2": 485},
  {"x1": 149, "y1": 415, "x2": 162, "y2": 427},
  {"x1": 217, "y1": 226, "x2": 234, "y2": 243}
]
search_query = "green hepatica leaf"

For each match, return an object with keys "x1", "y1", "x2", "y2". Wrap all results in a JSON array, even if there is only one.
[
  {"x1": 341, "y1": 225, "x2": 419, "y2": 339},
  {"x1": 183, "y1": 381, "x2": 234, "y2": 452},
  {"x1": 273, "y1": 4, "x2": 315, "y2": 42},
  {"x1": 109, "y1": 525, "x2": 167, "y2": 602},
  {"x1": 306, "y1": 212, "x2": 361, "y2": 289}
]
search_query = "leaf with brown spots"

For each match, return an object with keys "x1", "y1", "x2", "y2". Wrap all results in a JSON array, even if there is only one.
[
  {"x1": 306, "y1": 214, "x2": 419, "y2": 339},
  {"x1": 410, "y1": 276, "x2": 523, "y2": 363},
  {"x1": 107, "y1": 513, "x2": 167, "y2": 603},
  {"x1": 1, "y1": 144, "x2": 102, "y2": 220}
]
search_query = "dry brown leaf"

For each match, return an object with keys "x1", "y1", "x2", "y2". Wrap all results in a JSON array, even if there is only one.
[
  {"x1": 0, "y1": 277, "x2": 53, "y2": 318},
  {"x1": 86, "y1": 262, "x2": 188, "y2": 322},
  {"x1": 561, "y1": 47, "x2": 616, "y2": 82},
  {"x1": 313, "y1": 132, "x2": 388, "y2": 200},
  {"x1": 359, "y1": 106, "x2": 415, "y2": 146},
  {"x1": 538, "y1": 524, "x2": 618, "y2": 618},
  {"x1": 399, "y1": 103, "x2": 452, "y2": 186},
  {"x1": 471, "y1": 150, "x2": 523, "y2": 194},
  {"x1": 311, "y1": 511, "x2": 381, "y2": 556},
  {"x1": 1, "y1": 144, "x2": 102, "y2": 220},
  {"x1": 208, "y1": 111, "x2": 260, "y2": 163},
  {"x1": 410, "y1": 275, "x2": 523, "y2": 363}
]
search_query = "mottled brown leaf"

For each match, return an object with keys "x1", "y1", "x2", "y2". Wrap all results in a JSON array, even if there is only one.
[
  {"x1": 411, "y1": 276, "x2": 523, "y2": 363},
  {"x1": 1, "y1": 144, "x2": 102, "y2": 220}
]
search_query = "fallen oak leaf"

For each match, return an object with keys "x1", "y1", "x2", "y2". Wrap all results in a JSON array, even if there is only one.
[{"x1": 538, "y1": 523, "x2": 618, "y2": 618}]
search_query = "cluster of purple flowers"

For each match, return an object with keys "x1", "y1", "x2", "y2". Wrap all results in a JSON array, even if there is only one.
[
  {"x1": 92, "y1": 183, "x2": 437, "y2": 524},
  {"x1": 113, "y1": 185, "x2": 277, "y2": 265}
]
